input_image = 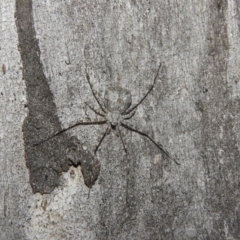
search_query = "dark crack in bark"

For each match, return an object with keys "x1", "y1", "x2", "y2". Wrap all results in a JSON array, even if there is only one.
[{"x1": 15, "y1": 0, "x2": 100, "y2": 193}]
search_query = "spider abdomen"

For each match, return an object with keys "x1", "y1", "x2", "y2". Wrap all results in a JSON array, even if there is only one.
[{"x1": 104, "y1": 86, "x2": 132, "y2": 113}]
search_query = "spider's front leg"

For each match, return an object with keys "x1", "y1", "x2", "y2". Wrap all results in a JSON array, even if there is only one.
[
  {"x1": 34, "y1": 120, "x2": 107, "y2": 146},
  {"x1": 117, "y1": 125, "x2": 127, "y2": 153},
  {"x1": 121, "y1": 122, "x2": 180, "y2": 165},
  {"x1": 94, "y1": 125, "x2": 110, "y2": 154}
]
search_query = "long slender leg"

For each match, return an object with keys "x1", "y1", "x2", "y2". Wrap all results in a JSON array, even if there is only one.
[
  {"x1": 124, "y1": 63, "x2": 162, "y2": 115},
  {"x1": 94, "y1": 125, "x2": 110, "y2": 154},
  {"x1": 88, "y1": 188, "x2": 91, "y2": 199},
  {"x1": 85, "y1": 102, "x2": 105, "y2": 117},
  {"x1": 117, "y1": 126, "x2": 127, "y2": 153},
  {"x1": 85, "y1": 69, "x2": 107, "y2": 113},
  {"x1": 121, "y1": 122, "x2": 180, "y2": 165},
  {"x1": 123, "y1": 111, "x2": 136, "y2": 120},
  {"x1": 34, "y1": 120, "x2": 107, "y2": 146}
]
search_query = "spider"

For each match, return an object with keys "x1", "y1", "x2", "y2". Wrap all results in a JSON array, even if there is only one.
[{"x1": 36, "y1": 63, "x2": 179, "y2": 165}]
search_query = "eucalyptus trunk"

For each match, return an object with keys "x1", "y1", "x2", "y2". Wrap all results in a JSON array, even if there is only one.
[{"x1": 1, "y1": 0, "x2": 240, "y2": 239}]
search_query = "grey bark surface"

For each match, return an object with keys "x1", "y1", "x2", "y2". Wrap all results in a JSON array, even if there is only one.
[{"x1": 1, "y1": 0, "x2": 240, "y2": 239}]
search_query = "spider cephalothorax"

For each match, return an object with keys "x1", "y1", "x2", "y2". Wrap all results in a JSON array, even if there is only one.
[
  {"x1": 104, "y1": 86, "x2": 132, "y2": 128},
  {"x1": 37, "y1": 63, "x2": 179, "y2": 165}
]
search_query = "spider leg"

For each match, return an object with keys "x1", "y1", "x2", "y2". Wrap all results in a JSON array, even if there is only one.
[
  {"x1": 88, "y1": 188, "x2": 91, "y2": 199},
  {"x1": 123, "y1": 63, "x2": 162, "y2": 115},
  {"x1": 117, "y1": 126, "x2": 127, "y2": 153},
  {"x1": 123, "y1": 110, "x2": 136, "y2": 120},
  {"x1": 85, "y1": 102, "x2": 106, "y2": 117},
  {"x1": 121, "y1": 122, "x2": 180, "y2": 165},
  {"x1": 94, "y1": 125, "x2": 110, "y2": 154},
  {"x1": 34, "y1": 120, "x2": 107, "y2": 146},
  {"x1": 85, "y1": 68, "x2": 107, "y2": 113}
]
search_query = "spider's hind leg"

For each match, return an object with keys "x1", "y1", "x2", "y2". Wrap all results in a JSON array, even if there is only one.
[
  {"x1": 85, "y1": 102, "x2": 105, "y2": 117},
  {"x1": 123, "y1": 110, "x2": 136, "y2": 120},
  {"x1": 124, "y1": 63, "x2": 162, "y2": 115},
  {"x1": 85, "y1": 68, "x2": 107, "y2": 114}
]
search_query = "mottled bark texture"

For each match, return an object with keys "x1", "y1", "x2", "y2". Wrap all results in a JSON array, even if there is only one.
[
  {"x1": 1, "y1": 0, "x2": 240, "y2": 239},
  {"x1": 15, "y1": 0, "x2": 99, "y2": 193}
]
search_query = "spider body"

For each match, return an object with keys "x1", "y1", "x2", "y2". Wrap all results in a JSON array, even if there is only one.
[
  {"x1": 104, "y1": 86, "x2": 132, "y2": 113},
  {"x1": 37, "y1": 63, "x2": 179, "y2": 165},
  {"x1": 106, "y1": 111, "x2": 122, "y2": 128},
  {"x1": 102, "y1": 87, "x2": 132, "y2": 128}
]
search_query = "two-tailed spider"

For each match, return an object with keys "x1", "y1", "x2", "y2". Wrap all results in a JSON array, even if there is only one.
[{"x1": 36, "y1": 63, "x2": 179, "y2": 165}]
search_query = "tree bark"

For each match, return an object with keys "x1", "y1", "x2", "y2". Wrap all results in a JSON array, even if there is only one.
[{"x1": 1, "y1": 0, "x2": 240, "y2": 239}]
